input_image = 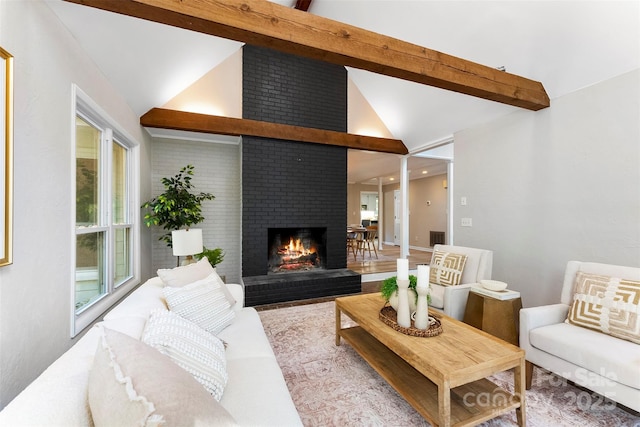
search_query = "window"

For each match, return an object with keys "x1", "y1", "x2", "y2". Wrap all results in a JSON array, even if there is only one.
[{"x1": 72, "y1": 86, "x2": 139, "y2": 336}]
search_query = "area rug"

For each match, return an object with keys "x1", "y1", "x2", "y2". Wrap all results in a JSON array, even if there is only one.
[{"x1": 259, "y1": 301, "x2": 640, "y2": 427}]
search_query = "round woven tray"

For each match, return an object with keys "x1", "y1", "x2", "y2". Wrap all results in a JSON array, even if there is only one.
[{"x1": 379, "y1": 305, "x2": 443, "y2": 337}]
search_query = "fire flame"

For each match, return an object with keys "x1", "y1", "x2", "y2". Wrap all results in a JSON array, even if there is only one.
[
  {"x1": 271, "y1": 236, "x2": 320, "y2": 272},
  {"x1": 280, "y1": 238, "x2": 315, "y2": 258}
]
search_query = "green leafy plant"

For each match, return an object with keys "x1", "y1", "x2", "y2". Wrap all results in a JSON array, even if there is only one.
[
  {"x1": 195, "y1": 247, "x2": 225, "y2": 268},
  {"x1": 141, "y1": 165, "x2": 215, "y2": 246},
  {"x1": 381, "y1": 274, "x2": 431, "y2": 304}
]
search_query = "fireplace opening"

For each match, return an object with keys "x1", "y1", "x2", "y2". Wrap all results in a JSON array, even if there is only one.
[{"x1": 268, "y1": 227, "x2": 326, "y2": 273}]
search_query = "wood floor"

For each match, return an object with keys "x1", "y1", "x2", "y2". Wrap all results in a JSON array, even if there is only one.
[
  {"x1": 254, "y1": 244, "x2": 433, "y2": 311},
  {"x1": 347, "y1": 243, "x2": 432, "y2": 275}
]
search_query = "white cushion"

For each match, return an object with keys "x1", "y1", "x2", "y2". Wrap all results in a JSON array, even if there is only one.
[
  {"x1": 163, "y1": 275, "x2": 236, "y2": 335},
  {"x1": 217, "y1": 308, "x2": 276, "y2": 361},
  {"x1": 99, "y1": 317, "x2": 147, "y2": 340},
  {"x1": 209, "y1": 270, "x2": 237, "y2": 308},
  {"x1": 89, "y1": 326, "x2": 238, "y2": 426},
  {"x1": 157, "y1": 257, "x2": 215, "y2": 287},
  {"x1": 0, "y1": 326, "x2": 105, "y2": 426},
  {"x1": 221, "y1": 357, "x2": 302, "y2": 426},
  {"x1": 226, "y1": 283, "x2": 245, "y2": 311},
  {"x1": 429, "y1": 284, "x2": 445, "y2": 309},
  {"x1": 104, "y1": 278, "x2": 167, "y2": 321},
  {"x1": 529, "y1": 322, "x2": 640, "y2": 389},
  {"x1": 142, "y1": 309, "x2": 228, "y2": 401}
]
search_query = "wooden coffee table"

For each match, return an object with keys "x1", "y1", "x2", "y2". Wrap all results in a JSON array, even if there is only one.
[{"x1": 335, "y1": 293, "x2": 526, "y2": 427}]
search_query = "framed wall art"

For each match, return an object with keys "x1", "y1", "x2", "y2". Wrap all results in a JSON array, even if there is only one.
[{"x1": 0, "y1": 46, "x2": 13, "y2": 267}]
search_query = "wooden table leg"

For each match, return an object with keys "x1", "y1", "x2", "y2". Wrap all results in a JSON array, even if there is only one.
[
  {"x1": 335, "y1": 303, "x2": 342, "y2": 346},
  {"x1": 438, "y1": 382, "x2": 451, "y2": 427},
  {"x1": 514, "y1": 359, "x2": 527, "y2": 426}
]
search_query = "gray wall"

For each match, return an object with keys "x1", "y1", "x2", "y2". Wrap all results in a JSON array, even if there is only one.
[
  {"x1": 453, "y1": 69, "x2": 640, "y2": 308},
  {"x1": 149, "y1": 139, "x2": 242, "y2": 284}
]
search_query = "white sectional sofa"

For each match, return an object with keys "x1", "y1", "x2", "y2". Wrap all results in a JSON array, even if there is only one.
[
  {"x1": 520, "y1": 260, "x2": 640, "y2": 413},
  {"x1": 0, "y1": 259, "x2": 303, "y2": 426}
]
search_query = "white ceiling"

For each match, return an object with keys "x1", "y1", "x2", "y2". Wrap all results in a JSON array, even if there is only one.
[{"x1": 46, "y1": 0, "x2": 640, "y2": 184}]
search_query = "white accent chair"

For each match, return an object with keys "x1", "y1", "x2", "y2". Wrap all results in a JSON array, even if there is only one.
[
  {"x1": 429, "y1": 244, "x2": 494, "y2": 320},
  {"x1": 520, "y1": 261, "x2": 640, "y2": 412}
]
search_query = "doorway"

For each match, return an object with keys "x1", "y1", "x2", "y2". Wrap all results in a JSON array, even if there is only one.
[{"x1": 360, "y1": 191, "x2": 378, "y2": 226}]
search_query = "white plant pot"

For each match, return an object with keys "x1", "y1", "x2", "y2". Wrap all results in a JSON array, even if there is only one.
[{"x1": 388, "y1": 289, "x2": 418, "y2": 312}]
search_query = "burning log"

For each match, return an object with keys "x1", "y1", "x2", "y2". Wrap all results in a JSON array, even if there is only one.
[{"x1": 279, "y1": 252, "x2": 318, "y2": 266}]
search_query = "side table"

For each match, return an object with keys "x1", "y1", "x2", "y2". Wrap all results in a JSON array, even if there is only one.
[{"x1": 463, "y1": 290, "x2": 522, "y2": 346}]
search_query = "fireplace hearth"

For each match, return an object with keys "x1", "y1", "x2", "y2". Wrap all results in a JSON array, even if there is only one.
[{"x1": 243, "y1": 269, "x2": 361, "y2": 307}]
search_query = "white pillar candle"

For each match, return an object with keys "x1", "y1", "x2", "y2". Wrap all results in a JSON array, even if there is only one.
[
  {"x1": 417, "y1": 264, "x2": 430, "y2": 289},
  {"x1": 414, "y1": 285, "x2": 429, "y2": 330},
  {"x1": 397, "y1": 258, "x2": 409, "y2": 280},
  {"x1": 396, "y1": 278, "x2": 411, "y2": 328}
]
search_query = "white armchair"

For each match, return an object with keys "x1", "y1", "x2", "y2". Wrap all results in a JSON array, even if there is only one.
[
  {"x1": 520, "y1": 261, "x2": 640, "y2": 412},
  {"x1": 429, "y1": 244, "x2": 493, "y2": 320}
]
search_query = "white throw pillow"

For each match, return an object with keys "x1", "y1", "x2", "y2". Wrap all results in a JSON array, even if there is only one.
[
  {"x1": 142, "y1": 309, "x2": 228, "y2": 401},
  {"x1": 157, "y1": 257, "x2": 214, "y2": 287},
  {"x1": 208, "y1": 270, "x2": 237, "y2": 307},
  {"x1": 163, "y1": 275, "x2": 236, "y2": 335},
  {"x1": 88, "y1": 326, "x2": 238, "y2": 426}
]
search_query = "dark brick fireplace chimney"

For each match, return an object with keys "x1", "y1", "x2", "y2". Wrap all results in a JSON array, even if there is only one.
[{"x1": 241, "y1": 45, "x2": 360, "y2": 305}]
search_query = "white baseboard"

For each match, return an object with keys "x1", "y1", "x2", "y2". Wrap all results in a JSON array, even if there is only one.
[{"x1": 410, "y1": 246, "x2": 433, "y2": 253}]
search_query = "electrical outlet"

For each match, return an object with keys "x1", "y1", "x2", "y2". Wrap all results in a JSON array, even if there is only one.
[{"x1": 461, "y1": 218, "x2": 472, "y2": 227}]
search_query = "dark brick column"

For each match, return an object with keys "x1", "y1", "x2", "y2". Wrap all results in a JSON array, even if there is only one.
[{"x1": 242, "y1": 45, "x2": 349, "y2": 277}]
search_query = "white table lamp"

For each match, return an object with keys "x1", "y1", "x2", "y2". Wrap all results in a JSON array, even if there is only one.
[{"x1": 172, "y1": 228, "x2": 203, "y2": 266}]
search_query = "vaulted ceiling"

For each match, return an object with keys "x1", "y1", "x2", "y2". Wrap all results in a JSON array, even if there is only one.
[{"x1": 46, "y1": 0, "x2": 639, "y2": 184}]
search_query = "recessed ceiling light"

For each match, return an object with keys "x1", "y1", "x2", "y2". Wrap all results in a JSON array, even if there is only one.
[
  {"x1": 422, "y1": 170, "x2": 428, "y2": 174},
  {"x1": 389, "y1": 177, "x2": 395, "y2": 181}
]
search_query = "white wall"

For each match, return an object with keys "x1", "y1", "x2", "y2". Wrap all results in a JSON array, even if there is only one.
[
  {"x1": 0, "y1": 0, "x2": 153, "y2": 408},
  {"x1": 149, "y1": 138, "x2": 241, "y2": 283},
  {"x1": 453, "y1": 69, "x2": 640, "y2": 308}
]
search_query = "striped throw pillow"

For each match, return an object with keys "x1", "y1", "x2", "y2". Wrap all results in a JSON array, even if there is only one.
[
  {"x1": 142, "y1": 310, "x2": 228, "y2": 401},
  {"x1": 163, "y1": 275, "x2": 236, "y2": 335},
  {"x1": 566, "y1": 272, "x2": 640, "y2": 344}
]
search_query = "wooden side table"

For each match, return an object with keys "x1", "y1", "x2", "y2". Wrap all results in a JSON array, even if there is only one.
[{"x1": 463, "y1": 290, "x2": 522, "y2": 346}]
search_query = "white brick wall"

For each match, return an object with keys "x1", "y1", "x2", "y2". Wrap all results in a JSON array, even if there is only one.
[{"x1": 149, "y1": 138, "x2": 241, "y2": 283}]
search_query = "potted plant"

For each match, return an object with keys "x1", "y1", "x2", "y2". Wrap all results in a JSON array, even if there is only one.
[
  {"x1": 381, "y1": 275, "x2": 431, "y2": 311},
  {"x1": 141, "y1": 164, "x2": 216, "y2": 247},
  {"x1": 194, "y1": 247, "x2": 225, "y2": 268}
]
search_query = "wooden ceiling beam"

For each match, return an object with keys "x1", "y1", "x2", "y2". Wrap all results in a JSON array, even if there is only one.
[
  {"x1": 65, "y1": 0, "x2": 550, "y2": 111},
  {"x1": 294, "y1": 0, "x2": 312, "y2": 12},
  {"x1": 141, "y1": 108, "x2": 409, "y2": 154}
]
